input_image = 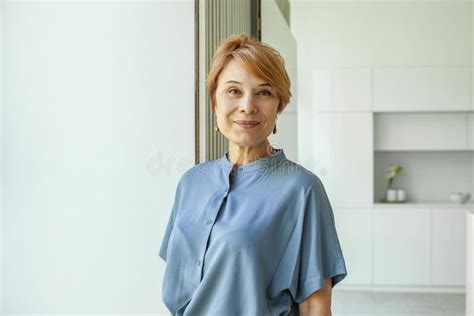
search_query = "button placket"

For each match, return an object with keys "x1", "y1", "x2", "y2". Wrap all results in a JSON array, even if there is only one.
[{"x1": 198, "y1": 188, "x2": 230, "y2": 282}]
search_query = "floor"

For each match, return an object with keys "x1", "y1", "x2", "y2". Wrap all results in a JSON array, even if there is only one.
[{"x1": 331, "y1": 290, "x2": 466, "y2": 316}]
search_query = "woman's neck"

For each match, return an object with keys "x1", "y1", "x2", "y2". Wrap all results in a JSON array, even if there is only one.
[{"x1": 227, "y1": 140, "x2": 275, "y2": 167}]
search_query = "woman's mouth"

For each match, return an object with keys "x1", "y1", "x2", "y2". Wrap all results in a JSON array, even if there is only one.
[{"x1": 234, "y1": 120, "x2": 260, "y2": 129}]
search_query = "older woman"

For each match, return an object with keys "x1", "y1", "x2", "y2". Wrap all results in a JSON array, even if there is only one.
[{"x1": 159, "y1": 33, "x2": 347, "y2": 316}]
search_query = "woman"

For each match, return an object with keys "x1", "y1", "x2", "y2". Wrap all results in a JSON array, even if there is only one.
[{"x1": 159, "y1": 33, "x2": 347, "y2": 316}]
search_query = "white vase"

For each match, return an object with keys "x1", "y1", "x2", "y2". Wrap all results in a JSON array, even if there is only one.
[
  {"x1": 386, "y1": 188, "x2": 398, "y2": 202},
  {"x1": 397, "y1": 188, "x2": 407, "y2": 202}
]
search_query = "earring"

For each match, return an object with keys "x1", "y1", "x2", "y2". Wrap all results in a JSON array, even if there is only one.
[
  {"x1": 273, "y1": 124, "x2": 277, "y2": 134},
  {"x1": 215, "y1": 126, "x2": 220, "y2": 133}
]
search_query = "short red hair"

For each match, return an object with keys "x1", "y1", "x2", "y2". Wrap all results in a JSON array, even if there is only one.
[{"x1": 206, "y1": 33, "x2": 292, "y2": 114}]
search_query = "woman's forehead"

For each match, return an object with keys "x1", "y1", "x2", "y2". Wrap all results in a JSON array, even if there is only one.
[{"x1": 218, "y1": 60, "x2": 269, "y2": 86}]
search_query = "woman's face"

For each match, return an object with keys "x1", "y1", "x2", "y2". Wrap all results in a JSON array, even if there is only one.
[{"x1": 214, "y1": 58, "x2": 280, "y2": 148}]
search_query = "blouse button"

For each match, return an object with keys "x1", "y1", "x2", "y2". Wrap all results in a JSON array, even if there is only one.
[
  {"x1": 196, "y1": 259, "x2": 201, "y2": 266},
  {"x1": 206, "y1": 219, "x2": 213, "y2": 225}
]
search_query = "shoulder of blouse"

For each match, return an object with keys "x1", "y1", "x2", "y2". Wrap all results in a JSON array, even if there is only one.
[{"x1": 276, "y1": 158, "x2": 325, "y2": 193}]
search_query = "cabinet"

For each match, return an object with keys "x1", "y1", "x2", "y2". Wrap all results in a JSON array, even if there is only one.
[
  {"x1": 312, "y1": 68, "x2": 372, "y2": 112},
  {"x1": 313, "y1": 112, "x2": 373, "y2": 207},
  {"x1": 373, "y1": 67, "x2": 471, "y2": 112},
  {"x1": 432, "y1": 208, "x2": 466, "y2": 286},
  {"x1": 333, "y1": 207, "x2": 373, "y2": 285},
  {"x1": 467, "y1": 208, "x2": 474, "y2": 315},
  {"x1": 309, "y1": 65, "x2": 472, "y2": 291},
  {"x1": 373, "y1": 207, "x2": 431, "y2": 285},
  {"x1": 368, "y1": 205, "x2": 469, "y2": 288}
]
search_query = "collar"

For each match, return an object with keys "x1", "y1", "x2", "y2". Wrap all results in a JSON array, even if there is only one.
[{"x1": 218, "y1": 148, "x2": 287, "y2": 174}]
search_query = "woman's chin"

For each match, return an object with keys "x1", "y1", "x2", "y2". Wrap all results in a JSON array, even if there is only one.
[{"x1": 229, "y1": 136, "x2": 267, "y2": 148}]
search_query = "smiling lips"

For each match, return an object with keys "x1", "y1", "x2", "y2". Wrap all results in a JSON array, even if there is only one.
[{"x1": 234, "y1": 120, "x2": 260, "y2": 129}]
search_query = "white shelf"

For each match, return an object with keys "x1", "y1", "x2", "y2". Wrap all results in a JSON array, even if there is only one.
[
  {"x1": 374, "y1": 112, "x2": 473, "y2": 151},
  {"x1": 373, "y1": 202, "x2": 474, "y2": 209}
]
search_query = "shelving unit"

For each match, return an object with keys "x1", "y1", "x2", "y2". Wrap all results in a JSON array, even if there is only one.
[
  {"x1": 373, "y1": 113, "x2": 474, "y2": 204},
  {"x1": 312, "y1": 65, "x2": 473, "y2": 291}
]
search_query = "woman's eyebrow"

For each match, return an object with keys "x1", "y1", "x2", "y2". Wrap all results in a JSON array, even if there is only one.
[
  {"x1": 224, "y1": 80, "x2": 271, "y2": 87},
  {"x1": 224, "y1": 80, "x2": 241, "y2": 85}
]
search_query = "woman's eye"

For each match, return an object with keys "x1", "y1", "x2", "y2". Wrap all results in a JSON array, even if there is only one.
[
  {"x1": 228, "y1": 88, "x2": 240, "y2": 94},
  {"x1": 258, "y1": 90, "x2": 272, "y2": 96}
]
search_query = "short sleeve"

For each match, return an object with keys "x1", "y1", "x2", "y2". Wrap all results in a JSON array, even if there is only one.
[
  {"x1": 158, "y1": 178, "x2": 183, "y2": 262},
  {"x1": 290, "y1": 176, "x2": 347, "y2": 303},
  {"x1": 267, "y1": 174, "x2": 347, "y2": 304}
]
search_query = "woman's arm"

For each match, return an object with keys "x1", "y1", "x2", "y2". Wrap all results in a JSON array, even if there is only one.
[{"x1": 298, "y1": 277, "x2": 333, "y2": 316}]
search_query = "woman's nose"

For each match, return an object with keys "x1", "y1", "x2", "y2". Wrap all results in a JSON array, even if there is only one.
[{"x1": 238, "y1": 95, "x2": 257, "y2": 114}]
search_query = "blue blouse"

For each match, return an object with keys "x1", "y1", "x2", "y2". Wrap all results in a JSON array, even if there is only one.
[{"x1": 159, "y1": 148, "x2": 347, "y2": 315}]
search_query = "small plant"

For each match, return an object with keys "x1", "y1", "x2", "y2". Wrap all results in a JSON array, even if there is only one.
[{"x1": 385, "y1": 164, "x2": 402, "y2": 190}]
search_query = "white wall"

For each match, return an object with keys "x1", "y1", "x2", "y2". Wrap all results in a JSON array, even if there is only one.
[
  {"x1": 3, "y1": 1, "x2": 194, "y2": 314},
  {"x1": 261, "y1": 0, "x2": 298, "y2": 161},
  {"x1": 290, "y1": 1, "x2": 471, "y2": 67}
]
